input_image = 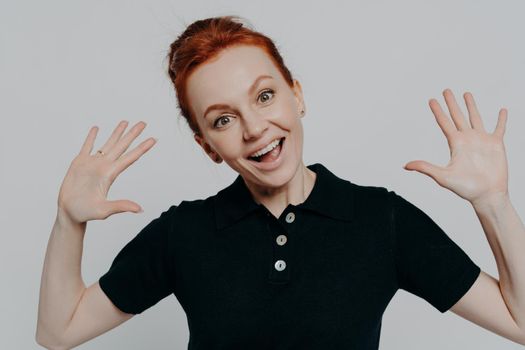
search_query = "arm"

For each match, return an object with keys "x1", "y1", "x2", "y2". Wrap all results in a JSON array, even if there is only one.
[
  {"x1": 36, "y1": 120, "x2": 156, "y2": 349},
  {"x1": 35, "y1": 209, "x2": 87, "y2": 348},
  {"x1": 448, "y1": 194, "x2": 525, "y2": 344},
  {"x1": 36, "y1": 208, "x2": 134, "y2": 349},
  {"x1": 473, "y1": 194, "x2": 525, "y2": 330},
  {"x1": 404, "y1": 89, "x2": 525, "y2": 343}
]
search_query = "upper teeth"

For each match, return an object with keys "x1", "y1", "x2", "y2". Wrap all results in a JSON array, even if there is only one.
[{"x1": 250, "y1": 138, "x2": 281, "y2": 158}]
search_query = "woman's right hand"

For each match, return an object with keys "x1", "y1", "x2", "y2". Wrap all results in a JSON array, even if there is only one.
[{"x1": 57, "y1": 120, "x2": 157, "y2": 224}]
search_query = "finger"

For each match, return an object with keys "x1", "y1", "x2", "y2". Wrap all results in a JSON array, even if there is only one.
[
  {"x1": 443, "y1": 88, "x2": 469, "y2": 131},
  {"x1": 97, "y1": 120, "x2": 129, "y2": 154},
  {"x1": 493, "y1": 108, "x2": 508, "y2": 139},
  {"x1": 106, "y1": 121, "x2": 147, "y2": 160},
  {"x1": 79, "y1": 126, "x2": 99, "y2": 156},
  {"x1": 463, "y1": 92, "x2": 486, "y2": 132},
  {"x1": 429, "y1": 98, "x2": 457, "y2": 140},
  {"x1": 101, "y1": 199, "x2": 143, "y2": 218},
  {"x1": 113, "y1": 137, "x2": 157, "y2": 176},
  {"x1": 404, "y1": 160, "x2": 448, "y2": 187}
]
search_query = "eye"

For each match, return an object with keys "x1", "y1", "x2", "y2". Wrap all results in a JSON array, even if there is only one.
[
  {"x1": 258, "y1": 89, "x2": 275, "y2": 103},
  {"x1": 212, "y1": 89, "x2": 274, "y2": 129},
  {"x1": 213, "y1": 115, "x2": 234, "y2": 129}
]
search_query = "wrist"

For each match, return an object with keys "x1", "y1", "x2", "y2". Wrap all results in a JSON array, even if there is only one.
[
  {"x1": 471, "y1": 191, "x2": 512, "y2": 216},
  {"x1": 56, "y1": 205, "x2": 86, "y2": 231}
]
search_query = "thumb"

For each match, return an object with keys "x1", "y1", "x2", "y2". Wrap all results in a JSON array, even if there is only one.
[
  {"x1": 403, "y1": 160, "x2": 447, "y2": 186},
  {"x1": 103, "y1": 199, "x2": 143, "y2": 216}
]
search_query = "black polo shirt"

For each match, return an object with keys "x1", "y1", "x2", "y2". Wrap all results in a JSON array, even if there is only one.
[{"x1": 99, "y1": 162, "x2": 481, "y2": 349}]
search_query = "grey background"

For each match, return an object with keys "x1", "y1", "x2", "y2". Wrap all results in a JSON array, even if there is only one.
[{"x1": 1, "y1": 0, "x2": 524, "y2": 349}]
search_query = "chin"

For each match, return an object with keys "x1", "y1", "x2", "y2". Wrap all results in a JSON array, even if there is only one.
[{"x1": 246, "y1": 157, "x2": 301, "y2": 188}]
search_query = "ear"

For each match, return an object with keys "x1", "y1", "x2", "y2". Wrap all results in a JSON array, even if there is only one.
[
  {"x1": 194, "y1": 133, "x2": 223, "y2": 163},
  {"x1": 292, "y1": 79, "x2": 306, "y2": 117}
]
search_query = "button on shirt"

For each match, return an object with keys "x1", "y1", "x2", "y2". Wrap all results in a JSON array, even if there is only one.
[{"x1": 99, "y1": 163, "x2": 481, "y2": 349}]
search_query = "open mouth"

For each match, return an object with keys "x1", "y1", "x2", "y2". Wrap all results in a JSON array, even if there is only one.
[{"x1": 248, "y1": 137, "x2": 285, "y2": 163}]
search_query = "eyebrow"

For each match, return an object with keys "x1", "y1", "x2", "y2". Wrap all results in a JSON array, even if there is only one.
[{"x1": 202, "y1": 75, "x2": 274, "y2": 119}]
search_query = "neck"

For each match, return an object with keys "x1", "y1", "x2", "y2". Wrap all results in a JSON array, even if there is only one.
[{"x1": 244, "y1": 162, "x2": 317, "y2": 218}]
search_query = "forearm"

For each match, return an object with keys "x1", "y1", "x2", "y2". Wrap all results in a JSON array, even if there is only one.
[
  {"x1": 472, "y1": 193, "x2": 525, "y2": 330},
  {"x1": 36, "y1": 207, "x2": 87, "y2": 346}
]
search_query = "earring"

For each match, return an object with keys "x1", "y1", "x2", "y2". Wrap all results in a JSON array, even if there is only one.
[{"x1": 300, "y1": 109, "x2": 305, "y2": 116}]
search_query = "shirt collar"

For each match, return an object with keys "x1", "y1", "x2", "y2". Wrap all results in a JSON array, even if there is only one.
[{"x1": 213, "y1": 163, "x2": 355, "y2": 231}]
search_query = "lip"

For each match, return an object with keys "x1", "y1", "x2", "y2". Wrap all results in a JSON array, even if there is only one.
[{"x1": 247, "y1": 137, "x2": 285, "y2": 171}]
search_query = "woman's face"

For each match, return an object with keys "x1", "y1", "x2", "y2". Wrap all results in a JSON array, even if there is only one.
[{"x1": 187, "y1": 44, "x2": 306, "y2": 189}]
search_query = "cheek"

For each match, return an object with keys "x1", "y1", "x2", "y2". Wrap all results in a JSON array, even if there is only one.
[
  {"x1": 285, "y1": 108, "x2": 302, "y2": 131},
  {"x1": 289, "y1": 117, "x2": 304, "y2": 149},
  {"x1": 213, "y1": 134, "x2": 243, "y2": 158},
  {"x1": 271, "y1": 103, "x2": 298, "y2": 128}
]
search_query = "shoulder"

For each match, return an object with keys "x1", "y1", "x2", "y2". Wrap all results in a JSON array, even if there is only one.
[
  {"x1": 165, "y1": 195, "x2": 217, "y2": 232},
  {"x1": 169, "y1": 195, "x2": 213, "y2": 218},
  {"x1": 347, "y1": 180, "x2": 394, "y2": 208},
  {"x1": 354, "y1": 183, "x2": 395, "y2": 223},
  {"x1": 315, "y1": 163, "x2": 396, "y2": 220},
  {"x1": 320, "y1": 164, "x2": 391, "y2": 200},
  {"x1": 352, "y1": 182, "x2": 391, "y2": 199},
  {"x1": 318, "y1": 163, "x2": 392, "y2": 207},
  {"x1": 327, "y1": 170, "x2": 396, "y2": 223}
]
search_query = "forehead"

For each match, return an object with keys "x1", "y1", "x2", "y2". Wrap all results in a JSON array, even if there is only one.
[{"x1": 186, "y1": 45, "x2": 282, "y2": 112}]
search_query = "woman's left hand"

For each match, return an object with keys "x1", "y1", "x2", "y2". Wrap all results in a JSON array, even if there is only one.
[{"x1": 403, "y1": 88, "x2": 510, "y2": 207}]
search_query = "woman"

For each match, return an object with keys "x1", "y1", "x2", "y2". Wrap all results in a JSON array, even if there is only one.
[{"x1": 36, "y1": 15, "x2": 525, "y2": 349}]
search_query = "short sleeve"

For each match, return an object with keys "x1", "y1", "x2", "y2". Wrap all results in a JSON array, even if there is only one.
[
  {"x1": 98, "y1": 206, "x2": 177, "y2": 314},
  {"x1": 389, "y1": 191, "x2": 481, "y2": 313}
]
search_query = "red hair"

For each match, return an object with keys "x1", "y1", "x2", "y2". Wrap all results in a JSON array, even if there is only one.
[{"x1": 166, "y1": 15, "x2": 295, "y2": 136}]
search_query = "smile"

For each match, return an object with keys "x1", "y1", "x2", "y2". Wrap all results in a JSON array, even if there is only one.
[
  {"x1": 249, "y1": 137, "x2": 282, "y2": 159},
  {"x1": 247, "y1": 137, "x2": 285, "y2": 169}
]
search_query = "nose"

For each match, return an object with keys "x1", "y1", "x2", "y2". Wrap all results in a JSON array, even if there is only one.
[{"x1": 242, "y1": 112, "x2": 269, "y2": 141}]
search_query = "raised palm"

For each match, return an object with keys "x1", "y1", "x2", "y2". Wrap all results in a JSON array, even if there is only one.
[{"x1": 57, "y1": 120, "x2": 157, "y2": 224}]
